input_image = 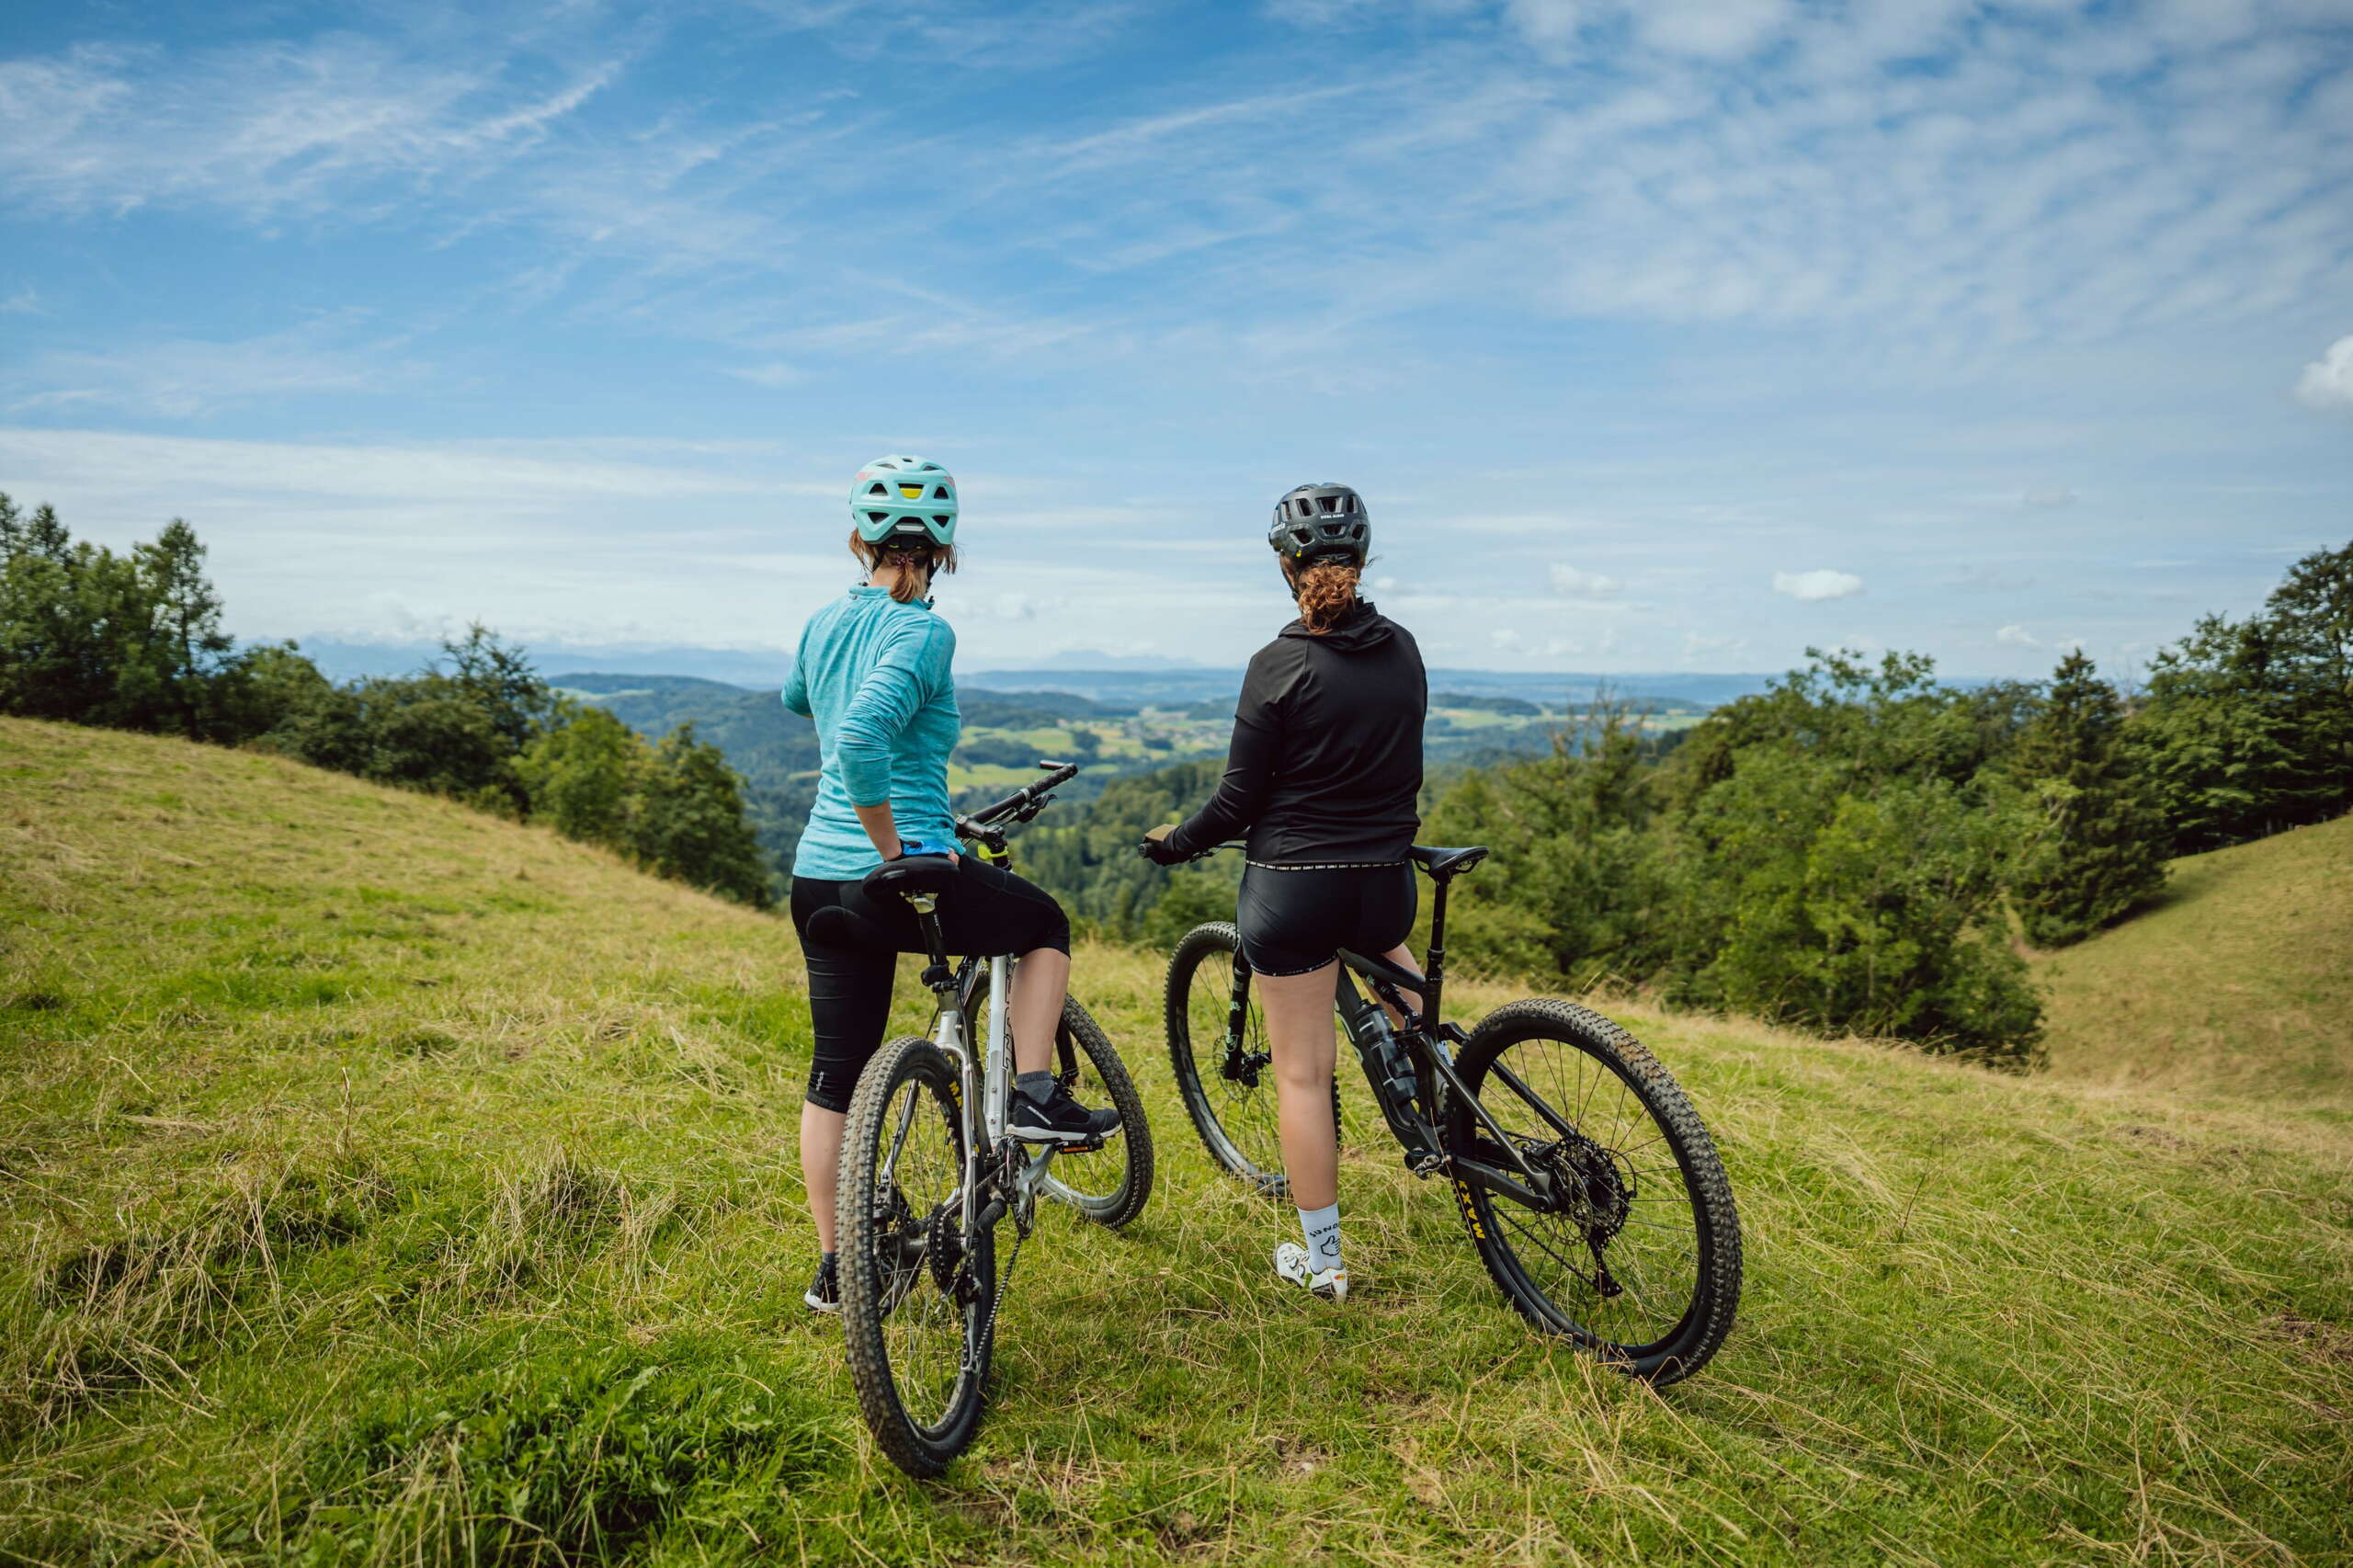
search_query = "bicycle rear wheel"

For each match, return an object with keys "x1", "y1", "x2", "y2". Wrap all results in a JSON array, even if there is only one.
[
  {"x1": 837, "y1": 1034, "x2": 995, "y2": 1478},
  {"x1": 1447, "y1": 1000, "x2": 1739, "y2": 1384},
  {"x1": 1165, "y1": 922, "x2": 1339, "y2": 1198},
  {"x1": 961, "y1": 974, "x2": 1154, "y2": 1229}
]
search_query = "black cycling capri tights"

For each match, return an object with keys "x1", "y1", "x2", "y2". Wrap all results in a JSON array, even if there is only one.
[
  {"x1": 1236, "y1": 861, "x2": 1418, "y2": 977},
  {"x1": 790, "y1": 858, "x2": 1071, "y2": 1114}
]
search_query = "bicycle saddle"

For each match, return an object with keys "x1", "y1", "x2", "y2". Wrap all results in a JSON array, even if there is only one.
[
  {"x1": 1407, "y1": 844, "x2": 1490, "y2": 880},
  {"x1": 862, "y1": 854, "x2": 960, "y2": 902}
]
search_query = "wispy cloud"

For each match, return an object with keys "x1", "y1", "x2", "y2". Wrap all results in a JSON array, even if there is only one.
[
  {"x1": 1549, "y1": 563, "x2": 1622, "y2": 597},
  {"x1": 0, "y1": 39, "x2": 621, "y2": 221},
  {"x1": 6, "y1": 320, "x2": 426, "y2": 418}
]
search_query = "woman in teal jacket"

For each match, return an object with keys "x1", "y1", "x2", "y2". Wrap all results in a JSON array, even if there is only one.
[{"x1": 784, "y1": 456, "x2": 1117, "y2": 1314}]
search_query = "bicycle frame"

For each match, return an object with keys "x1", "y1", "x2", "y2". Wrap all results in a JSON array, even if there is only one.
[
  {"x1": 1314, "y1": 869, "x2": 1564, "y2": 1214},
  {"x1": 883, "y1": 869, "x2": 1081, "y2": 1255}
]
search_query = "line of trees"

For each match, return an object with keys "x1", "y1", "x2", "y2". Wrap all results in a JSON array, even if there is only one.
[
  {"x1": 1028, "y1": 541, "x2": 2350, "y2": 1064},
  {"x1": 0, "y1": 496, "x2": 771, "y2": 908}
]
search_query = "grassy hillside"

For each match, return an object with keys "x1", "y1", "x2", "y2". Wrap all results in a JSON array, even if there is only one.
[
  {"x1": 2036, "y1": 812, "x2": 2353, "y2": 1107},
  {"x1": 3, "y1": 717, "x2": 2350, "y2": 1566}
]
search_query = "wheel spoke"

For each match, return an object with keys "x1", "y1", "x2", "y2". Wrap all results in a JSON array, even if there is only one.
[{"x1": 1462, "y1": 1027, "x2": 1712, "y2": 1357}]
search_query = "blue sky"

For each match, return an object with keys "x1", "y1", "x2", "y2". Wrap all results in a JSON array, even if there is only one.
[{"x1": 2, "y1": 0, "x2": 2348, "y2": 681}]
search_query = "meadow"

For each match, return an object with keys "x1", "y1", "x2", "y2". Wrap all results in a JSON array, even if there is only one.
[{"x1": 3, "y1": 717, "x2": 2349, "y2": 1566}]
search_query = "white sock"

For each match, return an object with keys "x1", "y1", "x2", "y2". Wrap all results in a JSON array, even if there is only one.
[{"x1": 1298, "y1": 1203, "x2": 1342, "y2": 1274}]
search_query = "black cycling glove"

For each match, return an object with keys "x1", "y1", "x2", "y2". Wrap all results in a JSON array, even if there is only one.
[{"x1": 1138, "y1": 833, "x2": 1188, "y2": 867}]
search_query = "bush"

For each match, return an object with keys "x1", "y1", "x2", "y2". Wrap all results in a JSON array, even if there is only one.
[{"x1": 1676, "y1": 749, "x2": 2040, "y2": 1059}]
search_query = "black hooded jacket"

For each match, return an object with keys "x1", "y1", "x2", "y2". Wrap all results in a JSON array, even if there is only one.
[{"x1": 1164, "y1": 601, "x2": 1427, "y2": 865}]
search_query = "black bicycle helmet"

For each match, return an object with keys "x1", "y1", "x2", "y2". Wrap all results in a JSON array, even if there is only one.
[{"x1": 1267, "y1": 482, "x2": 1370, "y2": 568}]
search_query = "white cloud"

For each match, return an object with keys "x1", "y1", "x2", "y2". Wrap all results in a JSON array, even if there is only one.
[
  {"x1": 2295, "y1": 334, "x2": 2353, "y2": 412},
  {"x1": 1772, "y1": 568, "x2": 1865, "y2": 602},
  {"x1": 1548, "y1": 562, "x2": 1622, "y2": 597},
  {"x1": 2021, "y1": 486, "x2": 2078, "y2": 508},
  {"x1": 1, "y1": 286, "x2": 40, "y2": 315},
  {"x1": 1636, "y1": 0, "x2": 1791, "y2": 60},
  {"x1": 1996, "y1": 622, "x2": 2040, "y2": 647}
]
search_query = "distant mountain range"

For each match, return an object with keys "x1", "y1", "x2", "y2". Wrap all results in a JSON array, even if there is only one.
[
  {"x1": 946, "y1": 666, "x2": 1779, "y2": 709},
  {"x1": 291, "y1": 639, "x2": 800, "y2": 687},
  {"x1": 289, "y1": 636, "x2": 1788, "y2": 710}
]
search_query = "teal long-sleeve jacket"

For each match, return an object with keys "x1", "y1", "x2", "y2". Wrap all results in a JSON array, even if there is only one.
[{"x1": 781, "y1": 586, "x2": 961, "y2": 881}]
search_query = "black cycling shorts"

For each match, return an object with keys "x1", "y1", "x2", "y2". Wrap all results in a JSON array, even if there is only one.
[
  {"x1": 1235, "y1": 861, "x2": 1417, "y2": 977},
  {"x1": 790, "y1": 859, "x2": 1071, "y2": 1113}
]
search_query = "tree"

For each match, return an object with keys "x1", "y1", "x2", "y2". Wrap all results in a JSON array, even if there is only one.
[
  {"x1": 631, "y1": 723, "x2": 773, "y2": 907},
  {"x1": 2131, "y1": 540, "x2": 2353, "y2": 853},
  {"x1": 1422, "y1": 708, "x2": 1677, "y2": 987},
  {"x1": 2006, "y1": 651, "x2": 2168, "y2": 948},
  {"x1": 440, "y1": 624, "x2": 552, "y2": 754},
  {"x1": 1672, "y1": 748, "x2": 2040, "y2": 1062},
  {"x1": 132, "y1": 519, "x2": 237, "y2": 737},
  {"x1": 518, "y1": 703, "x2": 643, "y2": 849}
]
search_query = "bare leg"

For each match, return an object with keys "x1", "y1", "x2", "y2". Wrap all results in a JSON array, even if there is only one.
[
  {"x1": 1007, "y1": 948, "x2": 1071, "y2": 1074},
  {"x1": 1256, "y1": 961, "x2": 1343, "y2": 1210},
  {"x1": 1375, "y1": 943, "x2": 1425, "y2": 1028},
  {"x1": 800, "y1": 1100, "x2": 845, "y2": 1253}
]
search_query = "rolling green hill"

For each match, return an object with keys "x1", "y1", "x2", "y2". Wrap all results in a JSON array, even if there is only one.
[
  {"x1": 3, "y1": 717, "x2": 2349, "y2": 1565},
  {"x1": 2035, "y1": 811, "x2": 2353, "y2": 1106}
]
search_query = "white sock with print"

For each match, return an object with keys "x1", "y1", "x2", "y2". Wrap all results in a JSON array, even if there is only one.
[{"x1": 1297, "y1": 1202, "x2": 1342, "y2": 1274}]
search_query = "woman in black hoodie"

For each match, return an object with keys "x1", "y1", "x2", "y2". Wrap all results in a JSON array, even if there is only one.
[{"x1": 1142, "y1": 482, "x2": 1427, "y2": 1304}]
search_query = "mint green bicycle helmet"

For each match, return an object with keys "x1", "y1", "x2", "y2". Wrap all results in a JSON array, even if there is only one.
[{"x1": 850, "y1": 455, "x2": 958, "y2": 546}]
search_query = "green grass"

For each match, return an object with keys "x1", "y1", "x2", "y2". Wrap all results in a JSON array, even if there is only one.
[
  {"x1": 3, "y1": 717, "x2": 2350, "y2": 1566},
  {"x1": 2034, "y1": 812, "x2": 2353, "y2": 1108}
]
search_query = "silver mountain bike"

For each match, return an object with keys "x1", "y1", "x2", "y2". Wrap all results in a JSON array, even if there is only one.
[{"x1": 834, "y1": 764, "x2": 1154, "y2": 1478}]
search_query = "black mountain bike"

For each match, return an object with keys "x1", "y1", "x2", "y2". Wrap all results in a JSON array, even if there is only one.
[
  {"x1": 1165, "y1": 844, "x2": 1739, "y2": 1382},
  {"x1": 835, "y1": 765, "x2": 1154, "y2": 1477}
]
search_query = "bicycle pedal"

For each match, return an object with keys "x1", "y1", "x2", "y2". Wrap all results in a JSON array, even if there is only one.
[
  {"x1": 1059, "y1": 1137, "x2": 1108, "y2": 1154},
  {"x1": 1404, "y1": 1148, "x2": 1448, "y2": 1177}
]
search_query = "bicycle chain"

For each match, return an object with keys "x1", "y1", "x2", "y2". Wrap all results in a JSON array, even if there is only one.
[{"x1": 976, "y1": 1217, "x2": 1027, "y2": 1366}]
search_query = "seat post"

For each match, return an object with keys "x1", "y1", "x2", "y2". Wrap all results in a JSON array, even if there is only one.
[
  {"x1": 904, "y1": 892, "x2": 955, "y2": 994},
  {"x1": 1423, "y1": 875, "x2": 1449, "y2": 1023}
]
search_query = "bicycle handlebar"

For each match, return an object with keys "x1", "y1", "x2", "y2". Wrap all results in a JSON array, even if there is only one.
[{"x1": 955, "y1": 761, "x2": 1081, "y2": 842}]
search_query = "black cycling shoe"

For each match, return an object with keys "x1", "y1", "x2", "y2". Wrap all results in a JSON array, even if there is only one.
[
  {"x1": 1008, "y1": 1082, "x2": 1120, "y2": 1146},
  {"x1": 804, "y1": 1253, "x2": 840, "y2": 1314}
]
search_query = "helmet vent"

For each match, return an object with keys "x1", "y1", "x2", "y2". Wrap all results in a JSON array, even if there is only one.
[
  {"x1": 933, "y1": 485, "x2": 951, "y2": 498},
  {"x1": 932, "y1": 515, "x2": 951, "y2": 526},
  {"x1": 868, "y1": 483, "x2": 888, "y2": 494}
]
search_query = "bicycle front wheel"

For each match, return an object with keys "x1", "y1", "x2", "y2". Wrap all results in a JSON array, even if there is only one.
[
  {"x1": 837, "y1": 1033, "x2": 995, "y2": 1478},
  {"x1": 1448, "y1": 1000, "x2": 1740, "y2": 1384},
  {"x1": 1165, "y1": 922, "x2": 1338, "y2": 1198},
  {"x1": 961, "y1": 974, "x2": 1154, "y2": 1230}
]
